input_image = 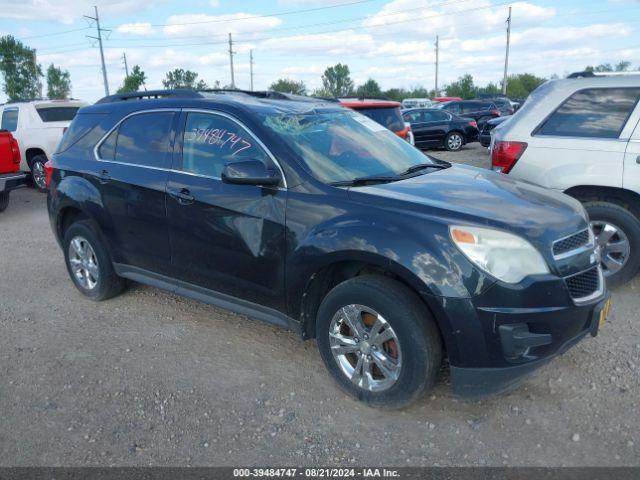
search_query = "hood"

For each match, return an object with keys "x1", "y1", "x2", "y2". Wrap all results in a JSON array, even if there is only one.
[{"x1": 350, "y1": 164, "x2": 587, "y2": 247}]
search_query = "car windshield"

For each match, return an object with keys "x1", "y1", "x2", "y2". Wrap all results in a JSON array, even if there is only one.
[{"x1": 261, "y1": 110, "x2": 437, "y2": 184}]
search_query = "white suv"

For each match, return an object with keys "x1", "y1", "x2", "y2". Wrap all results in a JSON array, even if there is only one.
[
  {"x1": 491, "y1": 72, "x2": 640, "y2": 286},
  {"x1": 0, "y1": 100, "x2": 87, "y2": 190}
]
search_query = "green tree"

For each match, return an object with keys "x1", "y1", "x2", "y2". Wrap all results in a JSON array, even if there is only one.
[
  {"x1": 162, "y1": 68, "x2": 207, "y2": 90},
  {"x1": 477, "y1": 82, "x2": 501, "y2": 97},
  {"x1": 117, "y1": 65, "x2": 147, "y2": 93},
  {"x1": 321, "y1": 63, "x2": 354, "y2": 97},
  {"x1": 615, "y1": 60, "x2": 631, "y2": 72},
  {"x1": 0, "y1": 35, "x2": 43, "y2": 101},
  {"x1": 506, "y1": 73, "x2": 546, "y2": 98},
  {"x1": 382, "y1": 88, "x2": 409, "y2": 102},
  {"x1": 269, "y1": 78, "x2": 306, "y2": 95},
  {"x1": 585, "y1": 63, "x2": 613, "y2": 73},
  {"x1": 445, "y1": 74, "x2": 476, "y2": 99},
  {"x1": 46, "y1": 63, "x2": 71, "y2": 99},
  {"x1": 355, "y1": 78, "x2": 382, "y2": 98}
]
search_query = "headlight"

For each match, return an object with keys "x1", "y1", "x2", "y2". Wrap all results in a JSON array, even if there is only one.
[{"x1": 450, "y1": 225, "x2": 549, "y2": 283}]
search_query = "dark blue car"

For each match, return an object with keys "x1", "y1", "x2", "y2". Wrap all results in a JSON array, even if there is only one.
[{"x1": 47, "y1": 89, "x2": 610, "y2": 409}]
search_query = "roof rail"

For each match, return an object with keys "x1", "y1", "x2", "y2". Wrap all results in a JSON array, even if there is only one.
[
  {"x1": 568, "y1": 70, "x2": 640, "y2": 79},
  {"x1": 95, "y1": 89, "x2": 204, "y2": 104}
]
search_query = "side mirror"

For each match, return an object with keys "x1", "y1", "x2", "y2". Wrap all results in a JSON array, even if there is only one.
[{"x1": 221, "y1": 160, "x2": 281, "y2": 187}]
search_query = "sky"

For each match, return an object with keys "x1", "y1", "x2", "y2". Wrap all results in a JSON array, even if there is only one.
[{"x1": 0, "y1": 0, "x2": 639, "y2": 102}]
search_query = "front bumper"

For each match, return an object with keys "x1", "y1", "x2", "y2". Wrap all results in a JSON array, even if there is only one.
[{"x1": 423, "y1": 276, "x2": 609, "y2": 398}]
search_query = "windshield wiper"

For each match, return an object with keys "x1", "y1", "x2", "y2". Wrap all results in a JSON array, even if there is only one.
[
  {"x1": 330, "y1": 161, "x2": 451, "y2": 187},
  {"x1": 330, "y1": 175, "x2": 399, "y2": 187},
  {"x1": 397, "y1": 162, "x2": 449, "y2": 177}
]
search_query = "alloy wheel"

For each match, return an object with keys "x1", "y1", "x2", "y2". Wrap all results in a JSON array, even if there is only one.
[
  {"x1": 32, "y1": 161, "x2": 46, "y2": 190},
  {"x1": 68, "y1": 236, "x2": 100, "y2": 290},
  {"x1": 591, "y1": 220, "x2": 630, "y2": 276},
  {"x1": 329, "y1": 304, "x2": 402, "y2": 392},
  {"x1": 447, "y1": 134, "x2": 463, "y2": 151}
]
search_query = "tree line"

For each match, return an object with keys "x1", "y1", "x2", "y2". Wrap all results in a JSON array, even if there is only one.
[{"x1": 1, "y1": 34, "x2": 638, "y2": 103}]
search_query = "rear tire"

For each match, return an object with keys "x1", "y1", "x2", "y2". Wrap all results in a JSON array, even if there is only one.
[
  {"x1": 63, "y1": 220, "x2": 126, "y2": 301},
  {"x1": 584, "y1": 201, "x2": 640, "y2": 288},
  {"x1": 30, "y1": 154, "x2": 48, "y2": 192},
  {"x1": 0, "y1": 191, "x2": 9, "y2": 212},
  {"x1": 316, "y1": 275, "x2": 442, "y2": 409}
]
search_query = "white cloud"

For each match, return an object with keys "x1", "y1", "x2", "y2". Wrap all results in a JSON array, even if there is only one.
[
  {"x1": 0, "y1": 0, "x2": 157, "y2": 24},
  {"x1": 209, "y1": 0, "x2": 220, "y2": 6},
  {"x1": 117, "y1": 23, "x2": 155, "y2": 36},
  {"x1": 257, "y1": 30, "x2": 375, "y2": 55},
  {"x1": 162, "y1": 13, "x2": 282, "y2": 38},
  {"x1": 460, "y1": 23, "x2": 632, "y2": 52}
]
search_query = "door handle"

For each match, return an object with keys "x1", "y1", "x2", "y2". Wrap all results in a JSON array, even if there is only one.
[
  {"x1": 98, "y1": 169, "x2": 111, "y2": 184},
  {"x1": 168, "y1": 187, "x2": 194, "y2": 205},
  {"x1": 636, "y1": 155, "x2": 640, "y2": 165}
]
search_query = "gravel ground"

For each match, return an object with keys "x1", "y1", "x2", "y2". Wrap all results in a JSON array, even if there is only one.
[{"x1": 1, "y1": 144, "x2": 638, "y2": 467}]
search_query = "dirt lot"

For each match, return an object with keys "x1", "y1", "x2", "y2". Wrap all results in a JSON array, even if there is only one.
[{"x1": 1, "y1": 143, "x2": 638, "y2": 467}]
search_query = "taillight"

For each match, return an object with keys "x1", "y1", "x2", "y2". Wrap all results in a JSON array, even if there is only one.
[
  {"x1": 44, "y1": 159, "x2": 54, "y2": 188},
  {"x1": 491, "y1": 141, "x2": 527, "y2": 174},
  {"x1": 491, "y1": 110, "x2": 500, "y2": 116},
  {"x1": 9, "y1": 137, "x2": 20, "y2": 165},
  {"x1": 468, "y1": 121, "x2": 477, "y2": 128}
]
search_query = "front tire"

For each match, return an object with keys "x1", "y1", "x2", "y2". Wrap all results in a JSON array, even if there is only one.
[
  {"x1": 444, "y1": 132, "x2": 464, "y2": 151},
  {"x1": 0, "y1": 191, "x2": 9, "y2": 212},
  {"x1": 63, "y1": 220, "x2": 126, "y2": 300},
  {"x1": 584, "y1": 201, "x2": 640, "y2": 288},
  {"x1": 30, "y1": 154, "x2": 48, "y2": 192},
  {"x1": 316, "y1": 275, "x2": 442, "y2": 409}
]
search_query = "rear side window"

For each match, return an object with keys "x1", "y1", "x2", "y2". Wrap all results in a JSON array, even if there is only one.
[
  {"x1": 402, "y1": 110, "x2": 423, "y2": 123},
  {"x1": 1, "y1": 108, "x2": 18, "y2": 132},
  {"x1": 356, "y1": 107, "x2": 404, "y2": 132},
  {"x1": 537, "y1": 88, "x2": 640, "y2": 139},
  {"x1": 180, "y1": 112, "x2": 269, "y2": 178},
  {"x1": 98, "y1": 128, "x2": 117, "y2": 160},
  {"x1": 36, "y1": 107, "x2": 80, "y2": 122},
  {"x1": 57, "y1": 113, "x2": 107, "y2": 153},
  {"x1": 113, "y1": 112, "x2": 175, "y2": 168}
]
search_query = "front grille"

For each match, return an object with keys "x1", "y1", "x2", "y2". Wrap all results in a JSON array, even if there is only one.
[
  {"x1": 553, "y1": 229, "x2": 590, "y2": 257},
  {"x1": 565, "y1": 266, "x2": 600, "y2": 300}
]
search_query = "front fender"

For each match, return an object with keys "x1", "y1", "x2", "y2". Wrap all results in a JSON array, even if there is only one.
[{"x1": 286, "y1": 214, "x2": 493, "y2": 314}]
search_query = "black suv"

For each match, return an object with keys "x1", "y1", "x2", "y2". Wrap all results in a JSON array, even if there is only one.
[
  {"x1": 434, "y1": 100, "x2": 500, "y2": 127},
  {"x1": 47, "y1": 89, "x2": 610, "y2": 409}
]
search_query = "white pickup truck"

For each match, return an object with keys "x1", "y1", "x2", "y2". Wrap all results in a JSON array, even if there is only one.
[{"x1": 0, "y1": 100, "x2": 87, "y2": 190}]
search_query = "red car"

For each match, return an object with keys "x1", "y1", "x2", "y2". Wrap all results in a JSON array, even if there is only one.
[
  {"x1": 0, "y1": 130, "x2": 28, "y2": 212},
  {"x1": 339, "y1": 98, "x2": 414, "y2": 144}
]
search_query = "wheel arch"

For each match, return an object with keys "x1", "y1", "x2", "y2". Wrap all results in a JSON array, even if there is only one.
[
  {"x1": 25, "y1": 147, "x2": 47, "y2": 169},
  {"x1": 297, "y1": 254, "x2": 447, "y2": 352},
  {"x1": 564, "y1": 185, "x2": 640, "y2": 217}
]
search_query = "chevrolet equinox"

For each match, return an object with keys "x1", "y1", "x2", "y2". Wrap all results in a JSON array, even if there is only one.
[{"x1": 47, "y1": 89, "x2": 611, "y2": 409}]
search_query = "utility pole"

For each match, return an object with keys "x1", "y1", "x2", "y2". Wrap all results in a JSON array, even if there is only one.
[
  {"x1": 122, "y1": 52, "x2": 129, "y2": 77},
  {"x1": 249, "y1": 50, "x2": 254, "y2": 91},
  {"x1": 502, "y1": 6, "x2": 512, "y2": 95},
  {"x1": 434, "y1": 35, "x2": 439, "y2": 96},
  {"x1": 228, "y1": 33, "x2": 236, "y2": 89},
  {"x1": 85, "y1": 6, "x2": 110, "y2": 96}
]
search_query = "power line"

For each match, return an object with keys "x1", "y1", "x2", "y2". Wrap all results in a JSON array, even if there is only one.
[
  {"x1": 104, "y1": 0, "x2": 376, "y2": 29},
  {"x1": 18, "y1": 26, "x2": 92, "y2": 41},
  {"x1": 104, "y1": 0, "x2": 477, "y2": 43},
  {"x1": 98, "y1": 1, "x2": 516, "y2": 50}
]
